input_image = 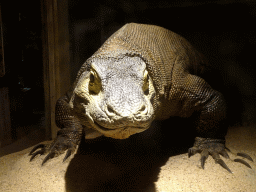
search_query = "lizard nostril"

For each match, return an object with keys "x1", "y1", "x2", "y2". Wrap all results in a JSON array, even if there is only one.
[
  {"x1": 140, "y1": 105, "x2": 146, "y2": 112},
  {"x1": 107, "y1": 105, "x2": 115, "y2": 114},
  {"x1": 138, "y1": 105, "x2": 147, "y2": 115}
]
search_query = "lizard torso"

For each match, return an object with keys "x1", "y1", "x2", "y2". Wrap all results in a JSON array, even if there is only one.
[
  {"x1": 65, "y1": 23, "x2": 226, "y2": 140},
  {"x1": 30, "y1": 23, "x2": 253, "y2": 173}
]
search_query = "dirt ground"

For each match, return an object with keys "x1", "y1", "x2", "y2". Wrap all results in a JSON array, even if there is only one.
[{"x1": 0, "y1": 124, "x2": 255, "y2": 192}]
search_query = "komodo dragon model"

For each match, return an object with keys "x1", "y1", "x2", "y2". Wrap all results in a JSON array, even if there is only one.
[{"x1": 29, "y1": 23, "x2": 253, "y2": 173}]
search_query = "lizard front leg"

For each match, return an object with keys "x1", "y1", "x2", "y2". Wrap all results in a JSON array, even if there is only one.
[
  {"x1": 171, "y1": 73, "x2": 253, "y2": 173},
  {"x1": 29, "y1": 94, "x2": 83, "y2": 165},
  {"x1": 188, "y1": 137, "x2": 253, "y2": 173},
  {"x1": 188, "y1": 83, "x2": 253, "y2": 173}
]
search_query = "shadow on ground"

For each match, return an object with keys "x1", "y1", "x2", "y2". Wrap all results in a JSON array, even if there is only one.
[{"x1": 64, "y1": 118, "x2": 195, "y2": 192}]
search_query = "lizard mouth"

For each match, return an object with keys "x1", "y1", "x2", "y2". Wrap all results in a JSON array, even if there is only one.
[
  {"x1": 94, "y1": 120, "x2": 146, "y2": 131},
  {"x1": 84, "y1": 106, "x2": 151, "y2": 139},
  {"x1": 92, "y1": 120, "x2": 147, "y2": 139},
  {"x1": 94, "y1": 121, "x2": 115, "y2": 131}
]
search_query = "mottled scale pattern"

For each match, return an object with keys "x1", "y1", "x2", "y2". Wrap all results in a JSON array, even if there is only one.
[
  {"x1": 55, "y1": 94, "x2": 83, "y2": 143},
  {"x1": 79, "y1": 23, "x2": 227, "y2": 138},
  {"x1": 29, "y1": 23, "x2": 253, "y2": 172}
]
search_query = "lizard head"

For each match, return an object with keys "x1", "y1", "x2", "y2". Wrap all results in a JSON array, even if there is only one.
[{"x1": 73, "y1": 56, "x2": 156, "y2": 139}]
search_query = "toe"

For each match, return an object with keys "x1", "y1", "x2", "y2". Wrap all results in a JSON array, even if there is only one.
[
  {"x1": 30, "y1": 149, "x2": 45, "y2": 161},
  {"x1": 234, "y1": 159, "x2": 252, "y2": 169},
  {"x1": 29, "y1": 144, "x2": 45, "y2": 156},
  {"x1": 63, "y1": 149, "x2": 72, "y2": 162},
  {"x1": 212, "y1": 152, "x2": 232, "y2": 173},
  {"x1": 200, "y1": 149, "x2": 209, "y2": 169},
  {"x1": 237, "y1": 152, "x2": 253, "y2": 162},
  {"x1": 188, "y1": 147, "x2": 200, "y2": 158},
  {"x1": 42, "y1": 151, "x2": 55, "y2": 166}
]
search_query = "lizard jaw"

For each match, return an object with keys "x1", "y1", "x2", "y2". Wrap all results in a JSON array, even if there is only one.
[{"x1": 92, "y1": 120, "x2": 147, "y2": 139}]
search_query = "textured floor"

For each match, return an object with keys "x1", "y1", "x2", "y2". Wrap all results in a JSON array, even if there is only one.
[{"x1": 0, "y1": 124, "x2": 255, "y2": 192}]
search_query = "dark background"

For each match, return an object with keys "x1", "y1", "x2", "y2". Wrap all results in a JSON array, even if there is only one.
[
  {"x1": 1, "y1": 0, "x2": 256, "y2": 148},
  {"x1": 68, "y1": 0, "x2": 256, "y2": 127}
]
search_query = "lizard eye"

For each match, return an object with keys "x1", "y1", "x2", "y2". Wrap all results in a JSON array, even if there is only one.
[
  {"x1": 143, "y1": 70, "x2": 149, "y2": 95},
  {"x1": 90, "y1": 72, "x2": 95, "y2": 83},
  {"x1": 89, "y1": 69, "x2": 101, "y2": 94}
]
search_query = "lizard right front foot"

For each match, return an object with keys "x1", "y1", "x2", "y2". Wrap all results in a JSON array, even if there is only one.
[{"x1": 29, "y1": 129, "x2": 81, "y2": 165}]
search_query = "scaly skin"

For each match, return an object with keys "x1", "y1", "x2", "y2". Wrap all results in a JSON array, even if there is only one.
[{"x1": 29, "y1": 23, "x2": 253, "y2": 172}]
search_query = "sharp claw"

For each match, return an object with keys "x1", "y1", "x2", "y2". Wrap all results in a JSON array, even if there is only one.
[
  {"x1": 237, "y1": 153, "x2": 253, "y2": 162},
  {"x1": 188, "y1": 149, "x2": 192, "y2": 158},
  {"x1": 201, "y1": 156, "x2": 207, "y2": 169},
  {"x1": 215, "y1": 159, "x2": 233, "y2": 173},
  {"x1": 234, "y1": 159, "x2": 252, "y2": 169},
  {"x1": 30, "y1": 149, "x2": 44, "y2": 161},
  {"x1": 200, "y1": 149, "x2": 209, "y2": 169},
  {"x1": 29, "y1": 144, "x2": 45, "y2": 155},
  {"x1": 188, "y1": 148, "x2": 198, "y2": 158},
  {"x1": 63, "y1": 149, "x2": 72, "y2": 162},
  {"x1": 42, "y1": 152, "x2": 55, "y2": 166},
  {"x1": 220, "y1": 150, "x2": 230, "y2": 159}
]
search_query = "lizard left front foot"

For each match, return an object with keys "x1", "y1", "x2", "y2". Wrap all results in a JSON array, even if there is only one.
[{"x1": 188, "y1": 137, "x2": 253, "y2": 173}]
